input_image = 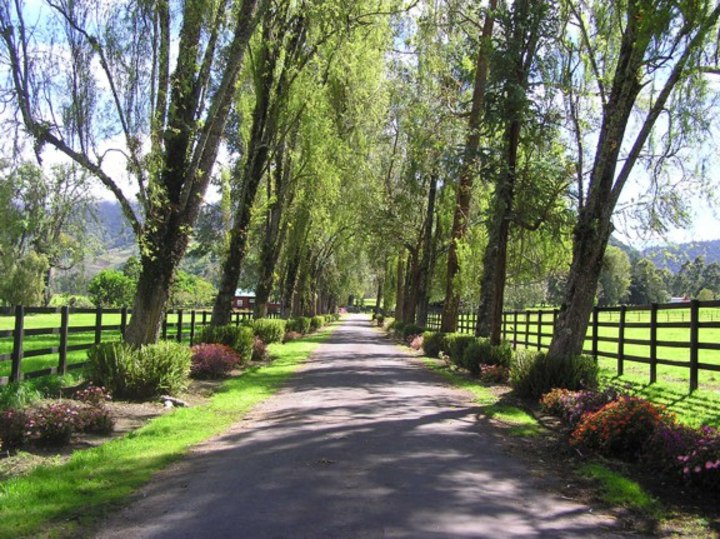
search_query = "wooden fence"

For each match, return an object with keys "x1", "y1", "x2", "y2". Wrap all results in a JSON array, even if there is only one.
[
  {"x1": 425, "y1": 300, "x2": 720, "y2": 392},
  {"x1": 0, "y1": 306, "x2": 278, "y2": 385}
]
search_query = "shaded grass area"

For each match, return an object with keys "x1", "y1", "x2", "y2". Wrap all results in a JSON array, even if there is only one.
[
  {"x1": 418, "y1": 356, "x2": 543, "y2": 437},
  {"x1": 579, "y1": 463, "x2": 663, "y2": 519},
  {"x1": 0, "y1": 329, "x2": 332, "y2": 539}
]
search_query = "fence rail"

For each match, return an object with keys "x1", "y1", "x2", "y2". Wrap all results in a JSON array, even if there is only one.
[
  {"x1": 0, "y1": 306, "x2": 279, "y2": 385},
  {"x1": 425, "y1": 300, "x2": 720, "y2": 392}
]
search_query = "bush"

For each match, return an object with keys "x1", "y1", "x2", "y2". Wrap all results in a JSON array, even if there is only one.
[
  {"x1": 283, "y1": 330, "x2": 302, "y2": 342},
  {"x1": 190, "y1": 344, "x2": 241, "y2": 379},
  {"x1": 443, "y1": 333, "x2": 476, "y2": 369},
  {"x1": 643, "y1": 421, "x2": 701, "y2": 478},
  {"x1": 287, "y1": 317, "x2": 311, "y2": 334},
  {"x1": 251, "y1": 319, "x2": 286, "y2": 344},
  {"x1": 540, "y1": 387, "x2": 620, "y2": 428},
  {"x1": 401, "y1": 323, "x2": 423, "y2": 340},
  {"x1": 479, "y1": 364, "x2": 509, "y2": 384},
  {"x1": 197, "y1": 324, "x2": 253, "y2": 361},
  {"x1": 310, "y1": 315, "x2": 324, "y2": 331},
  {"x1": 0, "y1": 408, "x2": 29, "y2": 451},
  {"x1": 408, "y1": 334, "x2": 424, "y2": 350},
  {"x1": 421, "y1": 331, "x2": 445, "y2": 358},
  {"x1": 252, "y1": 337, "x2": 269, "y2": 362},
  {"x1": 76, "y1": 405, "x2": 114, "y2": 435},
  {"x1": 86, "y1": 341, "x2": 191, "y2": 400},
  {"x1": 26, "y1": 402, "x2": 79, "y2": 447},
  {"x1": 676, "y1": 425, "x2": 720, "y2": 490},
  {"x1": 73, "y1": 384, "x2": 112, "y2": 407},
  {"x1": 375, "y1": 314, "x2": 384, "y2": 326},
  {"x1": 87, "y1": 269, "x2": 135, "y2": 307},
  {"x1": 570, "y1": 396, "x2": 669, "y2": 460},
  {"x1": 510, "y1": 350, "x2": 598, "y2": 399}
]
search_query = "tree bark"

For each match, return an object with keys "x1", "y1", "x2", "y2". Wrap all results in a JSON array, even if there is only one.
[
  {"x1": 394, "y1": 253, "x2": 405, "y2": 321},
  {"x1": 416, "y1": 174, "x2": 437, "y2": 328},
  {"x1": 441, "y1": 0, "x2": 496, "y2": 333}
]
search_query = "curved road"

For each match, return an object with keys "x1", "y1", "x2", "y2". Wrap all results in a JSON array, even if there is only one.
[{"x1": 96, "y1": 314, "x2": 625, "y2": 538}]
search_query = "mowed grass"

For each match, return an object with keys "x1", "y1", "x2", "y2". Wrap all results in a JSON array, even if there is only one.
[
  {"x1": 0, "y1": 327, "x2": 332, "y2": 539},
  {"x1": 0, "y1": 311, "x2": 217, "y2": 379}
]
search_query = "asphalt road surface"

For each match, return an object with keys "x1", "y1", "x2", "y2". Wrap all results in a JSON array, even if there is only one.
[{"x1": 96, "y1": 314, "x2": 626, "y2": 538}]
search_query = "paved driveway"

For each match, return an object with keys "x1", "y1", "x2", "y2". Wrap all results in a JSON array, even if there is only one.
[{"x1": 96, "y1": 314, "x2": 625, "y2": 538}]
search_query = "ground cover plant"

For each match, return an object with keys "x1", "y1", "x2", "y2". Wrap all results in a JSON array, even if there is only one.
[{"x1": 0, "y1": 327, "x2": 334, "y2": 539}]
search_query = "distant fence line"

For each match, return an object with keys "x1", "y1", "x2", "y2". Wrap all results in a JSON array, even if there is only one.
[
  {"x1": 0, "y1": 306, "x2": 279, "y2": 386},
  {"x1": 426, "y1": 300, "x2": 720, "y2": 392}
]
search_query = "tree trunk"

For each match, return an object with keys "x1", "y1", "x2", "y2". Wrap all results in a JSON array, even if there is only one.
[
  {"x1": 441, "y1": 0, "x2": 496, "y2": 333},
  {"x1": 416, "y1": 174, "x2": 437, "y2": 328},
  {"x1": 374, "y1": 276, "x2": 384, "y2": 317},
  {"x1": 394, "y1": 253, "x2": 405, "y2": 321},
  {"x1": 403, "y1": 249, "x2": 420, "y2": 323}
]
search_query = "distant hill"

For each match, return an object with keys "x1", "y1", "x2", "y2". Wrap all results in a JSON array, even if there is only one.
[
  {"x1": 641, "y1": 240, "x2": 720, "y2": 273},
  {"x1": 89, "y1": 200, "x2": 137, "y2": 250}
]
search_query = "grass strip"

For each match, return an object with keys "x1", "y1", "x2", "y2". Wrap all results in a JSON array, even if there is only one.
[
  {"x1": 418, "y1": 356, "x2": 543, "y2": 437},
  {"x1": 579, "y1": 462, "x2": 663, "y2": 518},
  {"x1": 0, "y1": 328, "x2": 333, "y2": 539}
]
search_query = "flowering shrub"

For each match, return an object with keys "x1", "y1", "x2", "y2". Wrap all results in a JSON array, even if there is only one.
[
  {"x1": 408, "y1": 334, "x2": 424, "y2": 350},
  {"x1": 0, "y1": 408, "x2": 29, "y2": 451},
  {"x1": 570, "y1": 396, "x2": 669, "y2": 460},
  {"x1": 479, "y1": 364, "x2": 509, "y2": 384},
  {"x1": 76, "y1": 405, "x2": 114, "y2": 435},
  {"x1": 252, "y1": 337, "x2": 269, "y2": 362},
  {"x1": 73, "y1": 384, "x2": 112, "y2": 406},
  {"x1": 540, "y1": 387, "x2": 621, "y2": 428},
  {"x1": 676, "y1": 425, "x2": 720, "y2": 490},
  {"x1": 283, "y1": 331, "x2": 302, "y2": 343},
  {"x1": 26, "y1": 402, "x2": 80, "y2": 447},
  {"x1": 190, "y1": 344, "x2": 241, "y2": 379},
  {"x1": 643, "y1": 421, "x2": 699, "y2": 477}
]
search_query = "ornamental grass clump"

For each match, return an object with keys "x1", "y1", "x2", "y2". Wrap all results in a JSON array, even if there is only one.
[
  {"x1": 190, "y1": 344, "x2": 241, "y2": 379},
  {"x1": 570, "y1": 396, "x2": 669, "y2": 460}
]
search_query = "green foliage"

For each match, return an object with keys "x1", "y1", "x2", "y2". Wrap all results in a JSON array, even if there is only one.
[
  {"x1": 310, "y1": 315, "x2": 324, "y2": 332},
  {"x1": 462, "y1": 339, "x2": 513, "y2": 375},
  {"x1": 87, "y1": 269, "x2": 135, "y2": 308},
  {"x1": 85, "y1": 341, "x2": 190, "y2": 400},
  {"x1": 443, "y1": 333, "x2": 476, "y2": 368},
  {"x1": 598, "y1": 245, "x2": 631, "y2": 306},
  {"x1": 421, "y1": 331, "x2": 445, "y2": 358},
  {"x1": 0, "y1": 251, "x2": 48, "y2": 306},
  {"x1": 169, "y1": 271, "x2": 216, "y2": 308},
  {"x1": 287, "y1": 317, "x2": 312, "y2": 335},
  {"x1": 197, "y1": 325, "x2": 254, "y2": 362},
  {"x1": 401, "y1": 323, "x2": 423, "y2": 339},
  {"x1": 510, "y1": 350, "x2": 598, "y2": 399},
  {"x1": 251, "y1": 318, "x2": 287, "y2": 344}
]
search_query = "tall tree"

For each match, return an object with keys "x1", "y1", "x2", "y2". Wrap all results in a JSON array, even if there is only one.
[
  {"x1": 548, "y1": 0, "x2": 720, "y2": 360},
  {"x1": 0, "y1": 0, "x2": 265, "y2": 344}
]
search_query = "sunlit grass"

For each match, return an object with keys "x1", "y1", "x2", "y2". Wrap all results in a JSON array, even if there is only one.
[
  {"x1": 579, "y1": 462, "x2": 663, "y2": 519},
  {"x1": 0, "y1": 328, "x2": 333, "y2": 539}
]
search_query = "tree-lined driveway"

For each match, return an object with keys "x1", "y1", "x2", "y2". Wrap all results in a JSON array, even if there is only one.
[{"x1": 97, "y1": 314, "x2": 623, "y2": 538}]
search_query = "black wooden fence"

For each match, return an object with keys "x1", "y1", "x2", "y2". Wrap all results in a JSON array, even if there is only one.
[
  {"x1": 0, "y1": 306, "x2": 279, "y2": 385},
  {"x1": 425, "y1": 300, "x2": 720, "y2": 392}
]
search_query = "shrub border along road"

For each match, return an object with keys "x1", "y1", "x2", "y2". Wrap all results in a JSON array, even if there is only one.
[{"x1": 0, "y1": 327, "x2": 334, "y2": 539}]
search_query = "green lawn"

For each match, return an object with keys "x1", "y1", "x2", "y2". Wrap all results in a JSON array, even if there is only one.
[
  {"x1": 0, "y1": 327, "x2": 333, "y2": 538},
  {"x1": 0, "y1": 311, "x2": 226, "y2": 379}
]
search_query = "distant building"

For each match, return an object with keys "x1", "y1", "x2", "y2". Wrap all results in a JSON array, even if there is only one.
[
  {"x1": 232, "y1": 289, "x2": 280, "y2": 313},
  {"x1": 669, "y1": 295, "x2": 691, "y2": 304}
]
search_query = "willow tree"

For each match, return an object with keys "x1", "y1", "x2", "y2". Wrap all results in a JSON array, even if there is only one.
[
  {"x1": 0, "y1": 0, "x2": 265, "y2": 344},
  {"x1": 548, "y1": 0, "x2": 720, "y2": 360}
]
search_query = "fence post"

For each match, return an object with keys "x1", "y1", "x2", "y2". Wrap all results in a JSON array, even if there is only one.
[
  {"x1": 94, "y1": 306, "x2": 103, "y2": 345},
  {"x1": 235, "y1": 311, "x2": 240, "y2": 327},
  {"x1": 58, "y1": 306, "x2": 69, "y2": 375},
  {"x1": 618, "y1": 304, "x2": 626, "y2": 376},
  {"x1": 537, "y1": 310, "x2": 542, "y2": 351},
  {"x1": 512, "y1": 311, "x2": 518, "y2": 350},
  {"x1": 190, "y1": 310, "x2": 196, "y2": 345},
  {"x1": 202, "y1": 310, "x2": 208, "y2": 328},
  {"x1": 592, "y1": 306, "x2": 599, "y2": 360},
  {"x1": 176, "y1": 309, "x2": 183, "y2": 343},
  {"x1": 162, "y1": 311, "x2": 168, "y2": 339},
  {"x1": 120, "y1": 307, "x2": 128, "y2": 337},
  {"x1": 501, "y1": 312, "x2": 507, "y2": 342},
  {"x1": 650, "y1": 303, "x2": 658, "y2": 384},
  {"x1": 10, "y1": 305, "x2": 24, "y2": 383},
  {"x1": 524, "y1": 310, "x2": 530, "y2": 349},
  {"x1": 690, "y1": 299, "x2": 699, "y2": 392}
]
